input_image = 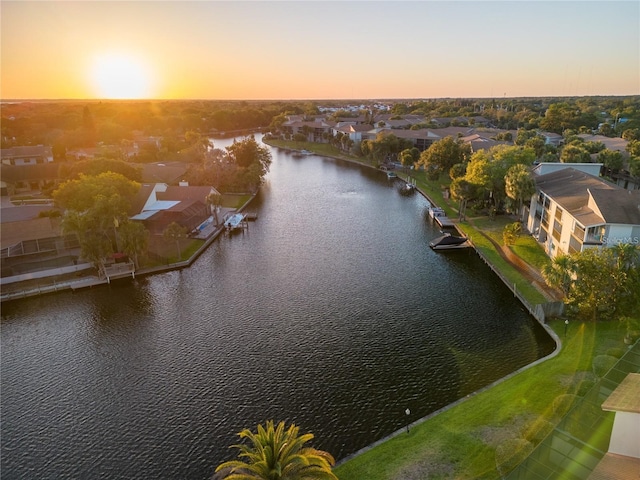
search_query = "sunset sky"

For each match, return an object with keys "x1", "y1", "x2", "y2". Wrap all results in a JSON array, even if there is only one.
[{"x1": 1, "y1": 1, "x2": 638, "y2": 100}]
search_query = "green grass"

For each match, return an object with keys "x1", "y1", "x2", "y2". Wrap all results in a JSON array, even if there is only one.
[
  {"x1": 334, "y1": 320, "x2": 628, "y2": 480},
  {"x1": 262, "y1": 139, "x2": 626, "y2": 479},
  {"x1": 264, "y1": 138, "x2": 368, "y2": 164},
  {"x1": 222, "y1": 194, "x2": 253, "y2": 209},
  {"x1": 511, "y1": 237, "x2": 551, "y2": 271}
]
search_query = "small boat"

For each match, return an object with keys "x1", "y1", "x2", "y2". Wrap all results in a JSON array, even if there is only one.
[
  {"x1": 387, "y1": 171, "x2": 397, "y2": 179},
  {"x1": 223, "y1": 213, "x2": 246, "y2": 231},
  {"x1": 429, "y1": 232, "x2": 470, "y2": 250}
]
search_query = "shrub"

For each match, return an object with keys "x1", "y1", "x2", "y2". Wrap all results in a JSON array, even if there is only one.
[{"x1": 503, "y1": 222, "x2": 522, "y2": 246}]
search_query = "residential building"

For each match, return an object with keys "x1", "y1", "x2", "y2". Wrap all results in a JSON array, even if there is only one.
[
  {"x1": 527, "y1": 167, "x2": 640, "y2": 258},
  {"x1": 129, "y1": 182, "x2": 220, "y2": 234},
  {"x1": 1, "y1": 145, "x2": 53, "y2": 166}
]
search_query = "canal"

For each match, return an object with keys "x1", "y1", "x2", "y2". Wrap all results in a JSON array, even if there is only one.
[{"x1": 1, "y1": 136, "x2": 555, "y2": 479}]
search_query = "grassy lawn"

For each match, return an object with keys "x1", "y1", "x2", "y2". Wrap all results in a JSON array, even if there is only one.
[
  {"x1": 261, "y1": 139, "x2": 629, "y2": 479},
  {"x1": 334, "y1": 320, "x2": 628, "y2": 480},
  {"x1": 264, "y1": 138, "x2": 369, "y2": 164},
  {"x1": 221, "y1": 194, "x2": 253, "y2": 209}
]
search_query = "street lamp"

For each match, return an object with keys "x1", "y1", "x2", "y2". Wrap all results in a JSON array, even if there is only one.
[
  {"x1": 564, "y1": 319, "x2": 569, "y2": 337},
  {"x1": 405, "y1": 408, "x2": 411, "y2": 433}
]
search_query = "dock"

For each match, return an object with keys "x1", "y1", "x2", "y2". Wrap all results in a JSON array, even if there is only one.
[
  {"x1": 435, "y1": 216, "x2": 455, "y2": 228},
  {"x1": 428, "y1": 206, "x2": 455, "y2": 228},
  {"x1": 223, "y1": 212, "x2": 248, "y2": 232}
]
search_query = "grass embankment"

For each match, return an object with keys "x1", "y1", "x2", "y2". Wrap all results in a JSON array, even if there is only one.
[
  {"x1": 335, "y1": 320, "x2": 627, "y2": 480},
  {"x1": 405, "y1": 174, "x2": 549, "y2": 305},
  {"x1": 263, "y1": 139, "x2": 627, "y2": 478}
]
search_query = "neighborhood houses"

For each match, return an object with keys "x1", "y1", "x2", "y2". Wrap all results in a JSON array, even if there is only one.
[{"x1": 1, "y1": 98, "x2": 639, "y2": 293}]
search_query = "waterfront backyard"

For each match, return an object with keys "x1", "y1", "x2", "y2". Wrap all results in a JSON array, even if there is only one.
[{"x1": 265, "y1": 139, "x2": 634, "y2": 479}]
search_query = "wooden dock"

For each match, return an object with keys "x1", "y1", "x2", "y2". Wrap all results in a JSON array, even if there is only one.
[{"x1": 435, "y1": 216, "x2": 455, "y2": 228}]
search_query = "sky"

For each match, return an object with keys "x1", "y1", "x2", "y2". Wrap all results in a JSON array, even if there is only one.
[{"x1": 1, "y1": 1, "x2": 639, "y2": 100}]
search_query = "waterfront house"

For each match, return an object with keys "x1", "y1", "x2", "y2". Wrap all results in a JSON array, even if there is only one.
[
  {"x1": 0, "y1": 204, "x2": 83, "y2": 281},
  {"x1": 0, "y1": 163, "x2": 60, "y2": 196},
  {"x1": 129, "y1": 182, "x2": 220, "y2": 234},
  {"x1": 1, "y1": 145, "x2": 53, "y2": 166},
  {"x1": 526, "y1": 167, "x2": 640, "y2": 258}
]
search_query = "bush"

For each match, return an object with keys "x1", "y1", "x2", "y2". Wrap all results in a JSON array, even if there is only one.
[
  {"x1": 503, "y1": 222, "x2": 522, "y2": 246},
  {"x1": 592, "y1": 355, "x2": 618, "y2": 377},
  {"x1": 495, "y1": 438, "x2": 533, "y2": 476}
]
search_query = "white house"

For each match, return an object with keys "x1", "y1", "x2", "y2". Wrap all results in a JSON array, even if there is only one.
[
  {"x1": 527, "y1": 167, "x2": 640, "y2": 258},
  {"x1": 588, "y1": 373, "x2": 640, "y2": 479}
]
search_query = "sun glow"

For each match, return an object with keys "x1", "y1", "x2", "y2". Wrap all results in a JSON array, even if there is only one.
[{"x1": 91, "y1": 53, "x2": 153, "y2": 99}]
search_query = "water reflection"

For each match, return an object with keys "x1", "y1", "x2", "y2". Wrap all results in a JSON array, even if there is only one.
[{"x1": 1, "y1": 137, "x2": 554, "y2": 479}]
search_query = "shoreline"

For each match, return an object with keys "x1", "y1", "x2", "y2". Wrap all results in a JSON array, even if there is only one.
[
  {"x1": 0, "y1": 195, "x2": 258, "y2": 303},
  {"x1": 263, "y1": 139, "x2": 569, "y2": 471}
]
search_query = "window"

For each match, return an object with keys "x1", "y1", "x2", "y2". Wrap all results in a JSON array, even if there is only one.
[
  {"x1": 555, "y1": 206, "x2": 563, "y2": 221},
  {"x1": 552, "y1": 220, "x2": 562, "y2": 241}
]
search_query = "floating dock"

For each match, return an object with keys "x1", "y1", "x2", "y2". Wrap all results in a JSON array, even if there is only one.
[{"x1": 428, "y1": 206, "x2": 455, "y2": 228}]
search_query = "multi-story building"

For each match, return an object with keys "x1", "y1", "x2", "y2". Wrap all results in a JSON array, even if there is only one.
[{"x1": 527, "y1": 167, "x2": 640, "y2": 258}]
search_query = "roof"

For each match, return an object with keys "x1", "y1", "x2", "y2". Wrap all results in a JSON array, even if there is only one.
[
  {"x1": 129, "y1": 183, "x2": 156, "y2": 215},
  {"x1": 0, "y1": 145, "x2": 52, "y2": 158},
  {"x1": 577, "y1": 134, "x2": 629, "y2": 153},
  {"x1": 535, "y1": 167, "x2": 626, "y2": 226},
  {"x1": 589, "y1": 188, "x2": 640, "y2": 225},
  {"x1": 1, "y1": 163, "x2": 60, "y2": 182},
  {"x1": 532, "y1": 162, "x2": 603, "y2": 177},
  {"x1": 0, "y1": 205, "x2": 56, "y2": 223},
  {"x1": 601, "y1": 373, "x2": 640, "y2": 414},
  {"x1": 139, "y1": 163, "x2": 187, "y2": 184},
  {"x1": 143, "y1": 200, "x2": 180, "y2": 211},
  {"x1": 157, "y1": 185, "x2": 218, "y2": 202}
]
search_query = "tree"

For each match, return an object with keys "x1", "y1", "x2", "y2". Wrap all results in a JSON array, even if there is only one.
[
  {"x1": 215, "y1": 421, "x2": 337, "y2": 480},
  {"x1": 118, "y1": 221, "x2": 149, "y2": 269},
  {"x1": 55, "y1": 173, "x2": 140, "y2": 273},
  {"x1": 503, "y1": 222, "x2": 522, "y2": 246},
  {"x1": 53, "y1": 172, "x2": 140, "y2": 212},
  {"x1": 543, "y1": 246, "x2": 639, "y2": 321},
  {"x1": 505, "y1": 164, "x2": 535, "y2": 218},
  {"x1": 560, "y1": 144, "x2": 591, "y2": 163},
  {"x1": 163, "y1": 222, "x2": 188, "y2": 261},
  {"x1": 542, "y1": 254, "x2": 575, "y2": 296},
  {"x1": 60, "y1": 157, "x2": 142, "y2": 182},
  {"x1": 226, "y1": 135, "x2": 272, "y2": 190},
  {"x1": 598, "y1": 149, "x2": 623, "y2": 172},
  {"x1": 419, "y1": 136, "x2": 470, "y2": 176},
  {"x1": 206, "y1": 191, "x2": 222, "y2": 225},
  {"x1": 450, "y1": 178, "x2": 475, "y2": 220}
]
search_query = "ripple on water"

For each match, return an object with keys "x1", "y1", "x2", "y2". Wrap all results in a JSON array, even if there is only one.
[{"x1": 1, "y1": 142, "x2": 554, "y2": 479}]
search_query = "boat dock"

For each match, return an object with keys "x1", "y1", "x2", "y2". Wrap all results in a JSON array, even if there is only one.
[
  {"x1": 223, "y1": 212, "x2": 248, "y2": 232},
  {"x1": 428, "y1": 206, "x2": 455, "y2": 228}
]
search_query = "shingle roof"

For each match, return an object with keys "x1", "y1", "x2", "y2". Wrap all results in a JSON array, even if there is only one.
[
  {"x1": 589, "y1": 188, "x2": 640, "y2": 225},
  {"x1": 157, "y1": 185, "x2": 218, "y2": 202},
  {"x1": 0, "y1": 145, "x2": 52, "y2": 158},
  {"x1": 535, "y1": 167, "x2": 640, "y2": 226},
  {"x1": 601, "y1": 373, "x2": 640, "y2": 414}
]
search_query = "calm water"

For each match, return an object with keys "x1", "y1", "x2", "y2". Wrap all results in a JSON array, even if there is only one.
[{"x1": 1, "y1": 137, "x2": 555, "y2": 479}]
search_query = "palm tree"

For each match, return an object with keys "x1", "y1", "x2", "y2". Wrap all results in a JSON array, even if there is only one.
[
  {"x1": 215, "y1": 420, "x2": 337, "y2": 480},
  {"x1": 542, "y1": 254, "x2": 575, "y2": 296}
]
